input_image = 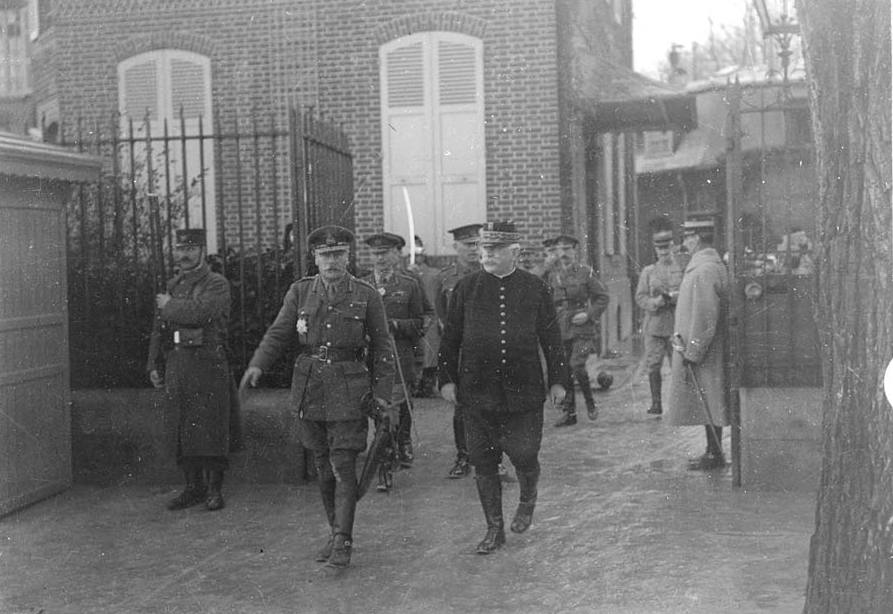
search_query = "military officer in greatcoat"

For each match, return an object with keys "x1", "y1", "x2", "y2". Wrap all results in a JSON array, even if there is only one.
[
  {"x1": 635, "y1": 217, "x2": 685, "y2": 415},
  {"x1": 433, "y1": 223, "x2": 482, "y2": 478},
  {"x1": 439, "y1": 222, "x2": 569, "y2": 554},
  {"x1": 241, "y1": 225, "x2": 396, "y2": 568},
  {"x1": 147, "y1": 228, "x2": 239, "y2": 512},
  {"x1": 361, "y1": 231, "x2": 433, "y2": 491},
  {"x1": 542, "y1": 234, "x2": 610, "y2": 426}
]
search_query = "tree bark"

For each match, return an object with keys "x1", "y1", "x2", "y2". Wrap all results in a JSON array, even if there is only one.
[{"x1": 799, "y1": 0, "x2": 893, "y2": 612}]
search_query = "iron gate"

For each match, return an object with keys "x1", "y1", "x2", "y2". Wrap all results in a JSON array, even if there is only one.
[{"x1": 63, "y1": 107, "x2": 354, "y2": 388}]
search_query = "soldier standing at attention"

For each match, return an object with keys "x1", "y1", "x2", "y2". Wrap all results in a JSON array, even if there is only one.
[
  {"x1": 405, "y1": 235, "x2": 440, "y2": 398},
  {"x1": 241, "y1": 225, "x2": 396, "y2": 568},
  {"x1": 543, "y1": 234, "x2": 610, "y2": 426},
  {"x1": 433, "y1": 223, "x2": 482, "y2": 478},
  {"x1": 361, "y1": 231, "x2": 432, "y2": 491},
  {"x1": 635, "y1": 217, "x2": 684, "y2": 415},
  {"x1": 147, "y1": 228, "x2": 238, "y2": 512},
  {"x1": 439, "y1": 222, "x2": 569, "y2": 554}
]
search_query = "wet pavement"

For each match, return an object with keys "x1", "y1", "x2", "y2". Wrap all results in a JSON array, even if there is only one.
[{"x1": 0, "y1": 361, "x2": 815, "y2": 614}]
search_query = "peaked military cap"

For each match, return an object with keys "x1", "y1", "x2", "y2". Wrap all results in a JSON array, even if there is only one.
[
  {"x1": 479, "y1": 221, "x2": 522, "y2": 246},
  {"x1": 448, "y1": 223, "x2": 483, "y2": 243},
  {"x1": 681, "y1": 217, "x2": 715, "y2": 236},
  {"x1": 175, "y1": 228, "x2": 206, "y2": 247},
  {"x1": 308, "y1": 225, "x2": 354, "y2": 253},
  {"x1": 652, "y1": 230, "x2": 674, "y2": 246},
  {"x1": 364, "y1": 231, "x2": 406, "y2": 250},
  {"x1": 543, "y1": 234, "x2": 579, "y2": 247}
]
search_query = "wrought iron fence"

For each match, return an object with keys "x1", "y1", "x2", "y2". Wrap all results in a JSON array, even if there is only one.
[{"x1": 63, "y1": 107, "x2": 353, "y2": 388}]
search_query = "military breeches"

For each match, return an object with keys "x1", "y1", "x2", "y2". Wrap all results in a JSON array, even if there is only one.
[
  {"x1": 564, "y1": 338, "x2": 597, "y2": 371},
  {"x1": 644, "y1": 334, "x2": 672, "y2": 373},
  {"x1": 465, "y1": 409, "x2": 543, "y2": 477}
]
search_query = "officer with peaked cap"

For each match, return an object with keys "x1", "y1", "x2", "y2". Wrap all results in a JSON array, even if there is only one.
[
  {"x1": 242, "y1": 224, "x2": 396, "y2": 568},
  {"x1": 635, "y1": 217, "x2": 684, "y2": 415},
  {"x1": 542, "y1": 233, "x2": 610, "y2": 426},
  {"x1": 147, "y1": 228, "x2": 239, "y2": 512},
  {"x1": 360, "y1": 231, "x2": 433, "y2": 491},
  {"x1": 439, "y1": 221, "x2": 569, "y2": 554},
  {"x1": 433, "y1": 223, "x2": 483, "y2": 478},
  {"x1": 667, "y1": 215, "x2": 730, "y2": 470}
]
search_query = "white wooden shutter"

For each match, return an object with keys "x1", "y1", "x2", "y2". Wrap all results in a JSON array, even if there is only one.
[{"x1": 121, "y1": 60, "x2": 158, "y2": 121}]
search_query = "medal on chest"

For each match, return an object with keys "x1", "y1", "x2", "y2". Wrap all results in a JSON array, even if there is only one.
[{"x1": 296, "y1": 316, "x2": 308, "y2": 334}]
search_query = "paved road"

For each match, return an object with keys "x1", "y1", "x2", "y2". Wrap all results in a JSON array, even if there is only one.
[{"x1": 0, "y1": 374, "x2": 815, "y2": 614}]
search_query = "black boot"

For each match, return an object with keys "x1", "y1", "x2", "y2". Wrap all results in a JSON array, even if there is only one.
[
  {"x1": 474, "y1": 474, "x2": 505, "y2": 554},
  {"x1": 554, "y1": 391, "x2": 577, "y2": 427},
  {"x1": 327, "y1": 533, "x2": 353, "y2": 568},
  {"x1": 205, "y1": 470, "x2": 225, "y2": 511},
  {"x1": 510, "y1": 468, "x2": 539, "y2": 534},
  {"x1": 448, "y1": 456, "x2": 471, "y2": 478},
  {"x1": 647, "y1": 371, "x2": 663, "y2": 414},
  {"x1": 688, "y1": 426, "x2": 725, "y2": 470},
  {"x1": 316, "y1": 477, "x2": 336, "y2": 562},
  {"x1": 326, "y1": 463, "x2": 358, "y2": 568},
  {"x1": 396, "y1": 402, "x2": 413, "y2": 468},
  {"x1": 166, "y1": 468, "x2": 206, "y2": 511},
  {"x1": 577, "y1": 370, "x2": 599, "y2": 421}
]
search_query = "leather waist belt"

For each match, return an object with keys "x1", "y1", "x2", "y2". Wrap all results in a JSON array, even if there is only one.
[{"x1": 302, "y1": 346, "x2": 362, "y2": 363}]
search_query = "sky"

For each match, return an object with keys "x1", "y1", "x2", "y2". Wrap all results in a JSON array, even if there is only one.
[{"x1": 632, "y1": 0, "x2": 751, "y2": 78}]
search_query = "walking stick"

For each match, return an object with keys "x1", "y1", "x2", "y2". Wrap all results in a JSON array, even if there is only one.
[{"x1": 686, "y1": 361, "x2": 723, "y2": 453}]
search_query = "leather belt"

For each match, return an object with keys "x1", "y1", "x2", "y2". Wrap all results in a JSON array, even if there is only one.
[{"x1": 302, "y1": 346, "x2": 362, "y2": 363}]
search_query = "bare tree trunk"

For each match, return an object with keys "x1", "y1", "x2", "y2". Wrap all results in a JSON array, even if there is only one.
[{"x1": 798, "y1": 0, "x2": 893, "y2": 612}]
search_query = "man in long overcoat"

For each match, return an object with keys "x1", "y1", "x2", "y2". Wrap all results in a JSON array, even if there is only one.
[
  {"x1": 439, "y1": 222, "x2": 569, "y2": 554},
  {"x1": 241, "y1": 225, "x2": 396, "y2": 568},
  {"x1": 147, "y1": 228, "x2": 238, "y2": 512},
  {"x1": 542, "y1": 234, "x2": 610, "y2": 426},
  {"x1": 667, "y1": 217, "x2": 730, "y2": 470}
]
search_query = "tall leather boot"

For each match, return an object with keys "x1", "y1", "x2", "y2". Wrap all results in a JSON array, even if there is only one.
[
  {"x1": 397, "y1": 401, "x2": 413, "y2": 468},
  {"x1": 510, "y1": 468, "x2": 539, "y2": 534},
  {"x1": 577, "y1": 369, "x2": 599, "y2": 421},
  {"x1": 327, "y1": 464, "x2": 358, "y2": 568},
  {"x1": 166, "y1": 467, "x2": 206, "y2": 511},
  {"x1": 647, "y1": 371, "x2": 663, "y2": 415},
  {"x1": 205, "y1": 470, "x2": 225, "y2": 511},
  {"x1": 474, "y1": 473, "x2": 505, "y2": 554},
  {"x1": 315, "y1": 477, "x2": 336, "y2": 562}
]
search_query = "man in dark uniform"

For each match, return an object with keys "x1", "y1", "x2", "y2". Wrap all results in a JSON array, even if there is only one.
[
  {"x1": 439, "y1": 222, "x2": 569, "y2": 554},
  {"x1": 147, "y1": 228, "x2": 237, "y2": 512},
  {"x1": 433, "y1": 223, "x2": 482, "y2": 478},
  {"x1": 241, "y1": 225, "x2": 396, "y2": 569},
  {"x1": 406, "y1": 235, "x2": 440, "y2": 398},
  {"x1": 543, "y1": 234, "x2": 610, "y2": 426},
  {"x1": 361, "y1": 231, "x2": 433, "y2": 491}
]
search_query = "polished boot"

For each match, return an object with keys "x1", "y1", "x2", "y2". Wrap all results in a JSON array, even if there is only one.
[
  {"x1": 326, "y1": 466, "x2": 358, "y2": 568},
  {"x1": 205, "y1": 470, "x2": 225, "y2": 511},
  {"x1": 327, "y1": 534, "x2": 353, "y2": 568},
  {"x1": 474, "y1": 474, "x2": 505, "y2": 554},
  {"x1": 166, "y1": 468, "x2": 206, "y2": 510},
  {"x1": 315, "y1": 477, "x2": 336, "y2": 562},
  {"x1": 647, "y1": 371, "x2": 663, "y2": 415},
  {"x1": 578, "y1": 370, "x2": 599, "y2": 421},
  {"x1": 396, "y1": 402, "x2": 413, "y2": 468},
  {"x1": 376, "y1": 462, "x2": 394, "y2": 492},
  {"x1": 688, "y1": 426, "x2": 725, "y2": 470},
  {"x1": 448, "y1": 456, "x2": 471, "y2": 478},
  {"x1": 510, "y1": 468, "x2": 539, "y2": 534}
]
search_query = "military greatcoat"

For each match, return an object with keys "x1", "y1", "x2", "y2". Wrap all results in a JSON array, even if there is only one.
[
  {"x1": 247, "y1": 274, "x2": 394, "y2": 422},
  {"x1": 542, "y1": 263, "x2": 610, "y2": 367},
  {"x1": 667, "y1": 247, "x2": 730, "y2": 426},
  {"x1": 146, "y1": 263, "x2": 237, "y2": 458}
]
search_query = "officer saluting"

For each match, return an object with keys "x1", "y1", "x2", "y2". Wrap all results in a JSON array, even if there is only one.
[
  {"x1": 433, "y1": 223, "x2": 483, "y2": 478},
  {"x1": 360, "y1": 231, "x2": 433, "y2": 491},
  {"x1": 439, "y1": 222, "x2": 569, "y2": 554},
  {"x1": 241, "y1": 225, "x2": 396, "y2": 569},
  {"x1": 147, "y1": 228, "x2": 238, "y2": 512}
]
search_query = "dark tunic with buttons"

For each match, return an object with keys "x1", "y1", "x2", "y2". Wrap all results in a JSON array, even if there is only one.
[
  {"x1": 146, "y1": 263, "x2": 236, "y2": 459},
  {"x1": 247, "y1": 274, "x2": 394, "y2": 424},
  {"x1": 438, "y1": 268, "x2": 569, "y2": 414}
]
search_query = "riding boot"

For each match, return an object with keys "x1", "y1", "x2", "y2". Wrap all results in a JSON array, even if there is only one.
[
  {"x1": 577, "y1": 369, "x2": 599, "y2": 421},
  {"x1": 647, "y1": 371, "x2": 663, "y2": 415},
  {"x1": 396, "y1": 401, "x2": 413, "y2": 468},
  {"x1": 327, "y1": 469, "x2": 358, "y2": 568},
  {"x1": 510, "y1": 468, "x2": 539, "y2": 534},
  {"x1": 474, "y1": 473, "x2": 505, "y2": 554},
  {"x1": 688, "y1": 426, "x2": 725, "y2": 470},
  {"x1": 166, "y1": 467, "x2": 206, "y2": 511},
  {"x1": 205, "y1": 470, "x2": 225, "y2": 511},
  {"x1": 315, "y1": 477, "x2": 336, "y2": 562}
]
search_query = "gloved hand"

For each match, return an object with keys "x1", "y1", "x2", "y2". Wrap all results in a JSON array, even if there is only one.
[
  {"x1": 440, "y1": 383, "x2": 457, "y2": 404},
  {"x1": 149, "y1": 369, "x2": 164, "y2": 389},
  {"x1": 241, "y1": 366, "x2": 262, "y2": 388}
]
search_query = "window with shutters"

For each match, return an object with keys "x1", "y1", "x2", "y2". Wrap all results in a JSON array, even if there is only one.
[
  {"x1": 380, "y1": 32, "x2": 485, "y2": 255},
  {"x1": 118, "y1": 50, "x2": 217, "y2": 252}
]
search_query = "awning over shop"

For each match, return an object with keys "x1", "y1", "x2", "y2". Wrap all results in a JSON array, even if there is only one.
[{"x1": 573, "y1": 56, "x2": 696, "y2": 132}]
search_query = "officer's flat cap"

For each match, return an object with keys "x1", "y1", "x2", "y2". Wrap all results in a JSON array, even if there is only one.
[
  {"x1": 308, "y1": 225, "x2": 354, "y2": 253},
  {"x1": 543, "y1": 234, "x2": 578, "y2": 247},
  {"x1": 652, "y1": 230, "x2": 674, "y2": 246},
  {"x1": 681, "y1": 217, "x2": 715, "y2": 235},
  {"x1": 448, "y1": 224, "x2": 483, "y2": 243},
  {"x1": 364, "y1": 232, "x2": 406, "y2": 250},
  {"x1": 479, "y1": 221, "x2": 521, "y2": 247},
  {"x1": 175, "y1": 228, "x2": 206, "y2": 247}
]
